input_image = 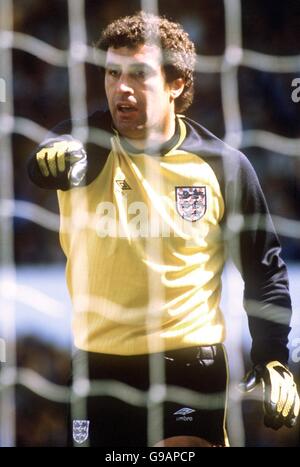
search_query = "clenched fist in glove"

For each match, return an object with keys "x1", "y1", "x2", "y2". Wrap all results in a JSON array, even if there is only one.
[
  {"x1": 240, "y1": 361, "x2": 299, "y2": 429},
  {"x1": 36, "y1": 135, "x2": 87, "y2": 187}
]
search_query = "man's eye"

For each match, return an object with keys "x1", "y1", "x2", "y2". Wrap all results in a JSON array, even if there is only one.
[
  {"x1": 132, "y1": 70, "x2": 149, "y2": 79},
  {"x1": 136, "y1": 71, "x2": 146, "y2": 78},
  {"x1": 108, "y1": 69, "x2": 119, "y2": 77}
]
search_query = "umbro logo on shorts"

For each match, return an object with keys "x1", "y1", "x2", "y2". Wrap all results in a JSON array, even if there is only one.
[
  {"x1": 174, "y1": 407, "x2": 195, "y2": 416},
  {"x1": 173, "y1": 407, "x2": 195, "y2": 421}
]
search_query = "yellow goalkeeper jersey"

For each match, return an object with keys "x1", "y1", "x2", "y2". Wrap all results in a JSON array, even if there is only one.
[
  {"x1": 58, "y1": 115, "x2": 227, "y2": 354},
  {"x1": 28, "y1": 110, "x2": 293, "y2": 364}
]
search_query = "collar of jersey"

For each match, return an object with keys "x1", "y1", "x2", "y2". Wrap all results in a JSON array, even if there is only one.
[{"x1": 112, "y1": 115, "x2": 186, "y2": 157}]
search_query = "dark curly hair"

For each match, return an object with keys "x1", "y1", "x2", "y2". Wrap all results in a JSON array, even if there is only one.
[{"x1": 96, "y1": 12, "x2": 196, "y2": 113}]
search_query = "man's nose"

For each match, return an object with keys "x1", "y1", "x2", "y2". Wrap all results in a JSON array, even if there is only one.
[{"x1": 118, "y1": 77, "x2": 134, "y2": 94}]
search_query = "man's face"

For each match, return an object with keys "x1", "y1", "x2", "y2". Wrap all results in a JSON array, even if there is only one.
[{"x1": 105, "y1": 44, "x2": 175, "y2": 140}]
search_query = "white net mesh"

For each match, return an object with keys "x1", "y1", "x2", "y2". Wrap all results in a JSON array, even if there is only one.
[{"x1": 0, "y1": 0, "x2": 299, "y2": 447}]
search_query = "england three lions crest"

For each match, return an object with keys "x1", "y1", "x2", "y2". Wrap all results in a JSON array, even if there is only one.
[
  {"x1": 175, "y1": 186, "x2": 207, "y2": 222},
  {"x1": 73, "y1": 419, "x2": 90, "y2": 444}
]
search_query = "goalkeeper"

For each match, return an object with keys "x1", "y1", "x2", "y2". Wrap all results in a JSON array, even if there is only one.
[{"x1": 28, "y1": 12, "x2": 299, "y2": 447}]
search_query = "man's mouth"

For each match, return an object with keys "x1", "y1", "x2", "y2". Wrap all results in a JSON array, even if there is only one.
[{"x1": 116, "y1": 103, "x2": 138, "y2": 113}]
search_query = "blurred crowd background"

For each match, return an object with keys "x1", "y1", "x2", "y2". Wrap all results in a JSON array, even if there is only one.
[{"x1": 4, "y1": 0, "x2": 300, "y2": 446}]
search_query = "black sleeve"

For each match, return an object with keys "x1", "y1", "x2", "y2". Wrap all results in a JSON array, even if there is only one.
[
  {"x1": 27, "y1": 111, "x2": 112, "y2": 191},
  {"x1": 226, "y1": 152, "x2": 292, "y2": 366}
]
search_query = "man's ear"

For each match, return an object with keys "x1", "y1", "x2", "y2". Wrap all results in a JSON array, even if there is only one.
[{"x1": 170, "y1": 78, "x2": 185, "y2": 100}]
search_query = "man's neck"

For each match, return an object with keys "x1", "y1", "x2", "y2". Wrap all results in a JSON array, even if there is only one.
[{"x1": 124, "y1": 116, "x2": 176, "y2": 151}]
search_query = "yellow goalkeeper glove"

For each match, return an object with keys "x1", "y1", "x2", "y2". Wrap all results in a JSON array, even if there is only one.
[
  {"x1": 240, "y1": 361, "x2": 299, "y2": 429},
  {"x1": 36, "y1": 135, "x2": 87, "y2": 186}
]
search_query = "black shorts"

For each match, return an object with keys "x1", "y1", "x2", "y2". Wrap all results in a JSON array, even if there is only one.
[{"x1": 68, "y1": 344, "x2": 228, "y2": 447}]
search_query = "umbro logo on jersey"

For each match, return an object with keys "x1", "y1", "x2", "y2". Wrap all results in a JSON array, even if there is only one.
[
  {"x1": 115, "y1": 179, "x2": 132, "y2": 190},
  {"x1": 173, "y1": 407, "x2": 195, "y2": 422}
]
